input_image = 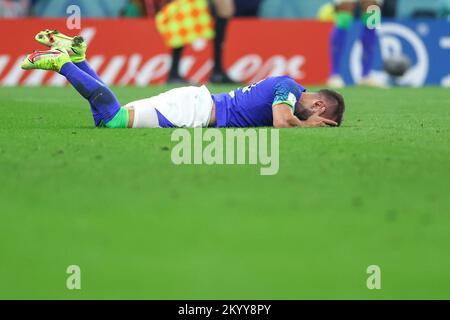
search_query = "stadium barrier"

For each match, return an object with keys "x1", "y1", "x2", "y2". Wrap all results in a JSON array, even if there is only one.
[
  {"x1": 0, "y1": 19, "x2": 448, "y2": 86},
  {"x1": 0, "y1": 18, "x2": 331, "y2": 86}
]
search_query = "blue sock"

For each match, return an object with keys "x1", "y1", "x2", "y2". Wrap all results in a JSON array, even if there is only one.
[
  {"x1": 60, "y1": 62, "x2": 120, "y2": 125},
  {"x1": 75, "y1": 61, "x2": 105, "y2": 85},
  {"x1": 360, "y1": 26, "x2": 376, "y2": 77},
  {"x1": 74, "y1": 61, "x2": 104, "y2": 123},
  {"x1": 330, "y1": 27, "x2": 348, "y2": 76}
]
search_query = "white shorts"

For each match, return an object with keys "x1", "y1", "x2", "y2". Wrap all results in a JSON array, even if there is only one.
[{"x1": 125, "y1": 85, "x2": 213, "y2": 128}]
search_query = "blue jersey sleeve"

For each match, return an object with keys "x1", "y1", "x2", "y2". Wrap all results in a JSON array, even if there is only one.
[{"x1": 272, "y1": 78, "x2": 302, "y2": 111}]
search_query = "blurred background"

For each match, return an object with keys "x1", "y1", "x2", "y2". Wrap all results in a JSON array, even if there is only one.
[
  {"x1": 0, "y1": 0, "x2": 449, "y2": 86},
  {"x1": 2, "y1": 0, "x2": 450, "y2": 19}
]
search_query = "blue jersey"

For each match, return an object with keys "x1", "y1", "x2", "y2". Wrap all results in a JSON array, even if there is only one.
[{"x1": 212, "y1": 76, "x2": 306, "y2": 127}]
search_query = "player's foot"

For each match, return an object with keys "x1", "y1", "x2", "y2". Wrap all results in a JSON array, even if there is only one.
[
  {"x1": 21, "y1": 48, "x2": 71, "y2": 72},
  {"x1": 167, "y1": 75, "x2": 190, "y2": 85},
  {"x1": 358, "y1": 76, "x2": 388, "y2": 88},
  {"x1": 209, "y1": 70, "x2": 235, "y2": 84},
  {"x1": 35, "y1": 29, "x2": 87, "y2": 63},
  {"x1": 327, "y1": 75, "x2": 345, "y2": 88}
]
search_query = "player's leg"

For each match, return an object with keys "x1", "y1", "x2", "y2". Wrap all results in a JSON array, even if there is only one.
[
  {"x1": 21, "y1": 48, "x2": 129, "y2": 128},
  {"x1": 35, "y1": 30, "x2": 104, "y2": 84},
  {"x1": 125, "y1": 85, "x2": 214, "y2": 128},
  {"x1": 358, "y1": 0, "x2": 385, "y2": 87},
  {"x1": 35, "y1": 30, "x2": 106, "y2": 121},
  {"x1": 167, "y1": 46, "x2": 186, "y2": 83},
  {"x1": 60, "y1": 62, "x2": 128, "y2": 128},
  {"x1": 209, "y1": 0, "x2": 235, "y2": 83},
  {"x1": 328, "y1": 0, "x2": 356, "y2": 88},
  {"x1": 74, "y1": 60, "x2": 105, "y2": 85}
]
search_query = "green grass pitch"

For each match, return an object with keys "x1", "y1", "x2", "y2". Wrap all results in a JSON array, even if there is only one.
[{"x1": 0, "y1": 85, "x2": 449, "y2": 299}]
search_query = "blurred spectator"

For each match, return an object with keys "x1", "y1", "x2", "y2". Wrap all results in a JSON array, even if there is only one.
[
  {"x1": 327, "y1": 0, "x2": 385, "y2": 88},
  {"x1": 167, "y1": 0, "x2": 261, "y2": 84},
  {"x1": 208, "y1": 0, "x2": 236, "y2": 83},
  {"x1": 121, "y1": 0, "x2": 147, "y2": 17},
  {"x1": 0, "y1": 0, "x2": 30, "y2": 17}
]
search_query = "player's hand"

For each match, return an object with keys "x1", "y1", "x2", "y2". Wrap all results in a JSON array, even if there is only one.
[{"x1": 301, "y1": 107, "x2": 338, "y2": 127}]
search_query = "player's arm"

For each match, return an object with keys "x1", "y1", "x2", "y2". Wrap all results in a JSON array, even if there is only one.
[
  {"x1": 272, "y1": 78, "x2": 335, "y2": 128},
  {"x1": 273, "y1": 104, "x2": 303, "y2": 128},
  {"x1": 272, "y1": 104, "x2": 337, "y2": 128}
]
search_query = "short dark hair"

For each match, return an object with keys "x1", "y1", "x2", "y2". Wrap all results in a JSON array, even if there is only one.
[{"x1": 319, "y1": 89, "x2": 346, "y2": 126}]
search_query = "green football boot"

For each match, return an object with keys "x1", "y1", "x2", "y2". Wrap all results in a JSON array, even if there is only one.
[
  {"x1": 21, "y1": 48, "x2": 71, "y2": 72},
  {"x1": 35, "y1": 29, "x2": 87, "y2": 63}
]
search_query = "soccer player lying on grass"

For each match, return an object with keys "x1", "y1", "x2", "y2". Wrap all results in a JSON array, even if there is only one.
[{"x1": 22, "y1": 30, "x2": 345, "y2": 129}]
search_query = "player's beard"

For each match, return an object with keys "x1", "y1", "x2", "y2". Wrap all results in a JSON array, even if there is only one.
[{"x1": 295, "y1": 107, "x2": 313, "y2": 121}]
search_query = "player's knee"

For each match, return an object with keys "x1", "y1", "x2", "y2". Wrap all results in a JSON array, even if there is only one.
[
  {"x1": 90, "y1": 85, "x2": 115, "y2": 105},
  {"x1": 335, "y1": 11, "x2": 354, "y2": 29},
  {"x1": 105, "y1": 107, "x2": 129, "y2": 129}
]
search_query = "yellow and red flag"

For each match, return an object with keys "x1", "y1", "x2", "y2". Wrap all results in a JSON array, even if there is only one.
[{"x1": 156, "y1": 0, "x2": 215, "y2": 48}]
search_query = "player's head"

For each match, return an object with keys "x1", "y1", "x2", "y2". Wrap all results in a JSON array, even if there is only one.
[
  {"x1": 317, "y1": 89, "x2": 346, "y2": 126},
  {"x1": 296, "y1": 89, "x2": 346, "y2": 126}
]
